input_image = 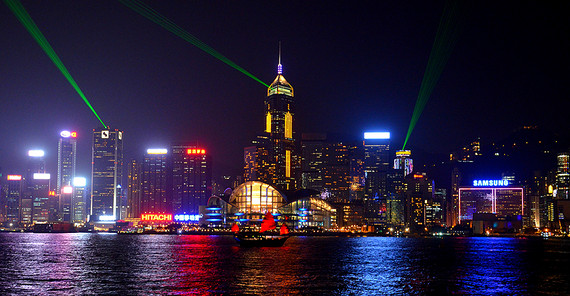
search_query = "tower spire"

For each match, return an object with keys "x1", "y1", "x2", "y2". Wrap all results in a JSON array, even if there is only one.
[{"x1": 277, "y1": 41, "x2": 282, "y2": 75}]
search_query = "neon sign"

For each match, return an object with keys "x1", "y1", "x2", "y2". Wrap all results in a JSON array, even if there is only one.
[
  {"x1": 147, "y1": 148, "x2": 168, "y2": 154},
  {"x1": 396, "y1": 150, "x2": 411, "y2": 156},
  {"x1": 28, "y1": 150, "x2": 45, "y2": 157},
  {"x1": 73, "y1": 177, "x2": 87, "y2": 187},
  {"x1": 33, "y1": 173, "x2": 50, "y2": 180},
  {"x1": 7, "y1": 175, "x2": 22, "y2": 181},
  {"x1": 62, "y1": 186, "x2": 73, "y2": 194},
  {"x1": 472, "y1": 180, "x2": 510, "y2": 187},
  {"x1": 174, "y1": 214, "x2": 201, "y2": 222},
  {"x1": 60, "y1": 130, "x2": 78, "y2": 138},
  {"x1": 187, "y1": 149, "x2": 206, "y2": 155},
  {"x1": 141, "y1": 213, "x2": 173, "y2": 221},
  {"x1": 364, "y1": 132, "x2": 390, "y2": 139}
]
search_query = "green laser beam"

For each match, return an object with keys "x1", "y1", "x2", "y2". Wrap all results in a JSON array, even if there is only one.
[
  {"x1": 4, "y1": 0, "x2": 107, "y2": 129},
  {"x1": 119, "y1": 0, "x2": 269, "y2": 88},
  {"x1": 402, "y1": 0, "x2": 461, "y2": 150}
]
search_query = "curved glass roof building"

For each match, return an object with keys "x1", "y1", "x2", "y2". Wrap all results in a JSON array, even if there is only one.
[{"x1": 207, "y1": 181, "x2": 335, "y2": 229}]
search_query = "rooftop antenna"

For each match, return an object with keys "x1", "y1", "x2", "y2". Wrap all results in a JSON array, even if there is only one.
[{"x1": 277, "y1": 41, "x2": 282, "y2": 75}]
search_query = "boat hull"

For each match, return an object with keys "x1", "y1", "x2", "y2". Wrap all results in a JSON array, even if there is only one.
[{"x1": 234, "y1": 233, "x2": 289, "y2": 247}]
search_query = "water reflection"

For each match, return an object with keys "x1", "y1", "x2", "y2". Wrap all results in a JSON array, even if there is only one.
[{"x1": 0, "y1": 233, "x2": 569, "y2": 295}]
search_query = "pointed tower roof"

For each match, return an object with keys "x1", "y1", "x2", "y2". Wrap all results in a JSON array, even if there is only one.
[{"x1": 267, "y1": 42, "x2": 294, "y2": 97}]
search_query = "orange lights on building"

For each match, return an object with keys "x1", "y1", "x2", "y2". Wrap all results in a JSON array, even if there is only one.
[
  {"x1": 186, "y1": 148, "x2": 206, "y2": 155},
  {"x1": 141, "y1": 213, "x2": 173, "y2": 221},
  {"x1": 413, "y1": 174, "x2": 424, "y2": 179},
  {"x1": 48, "y1": 191, "x2": 56, "y2": 196},
  {"x1": 7, "y1": 175, "x2": 22, "y2": 181}
]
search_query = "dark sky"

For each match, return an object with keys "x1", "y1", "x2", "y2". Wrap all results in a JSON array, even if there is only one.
[{"x1": 1, "y1": 1, "x2": 569, "y2": 179}]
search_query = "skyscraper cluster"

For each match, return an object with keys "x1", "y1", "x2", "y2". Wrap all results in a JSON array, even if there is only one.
[
  {"x1": 126, "y1": 145, "x2": 212, "y2": 220},
  {"x1": 2, "y1": 55, "x2": 569, "y2": 236},
  {"x1": 0, "y1": 131, "x2": 88, "y2": 229}
]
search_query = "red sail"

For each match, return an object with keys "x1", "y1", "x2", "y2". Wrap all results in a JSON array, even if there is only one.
[
  {"x1": 260, "y1": 212, "x2": 276, "y2": 232},
  {"x1": 231, "y1": 223, "x2": 239, "y2": 233},
  {"x1": 280, "y1": 224, "x2": 289, "y2": 235}
]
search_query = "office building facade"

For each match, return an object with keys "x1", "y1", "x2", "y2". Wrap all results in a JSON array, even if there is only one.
[{"x1": 91, "y1": 128, "x2": 123, "y2": 221}]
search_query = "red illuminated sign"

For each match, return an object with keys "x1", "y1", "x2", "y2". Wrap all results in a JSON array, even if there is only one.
[
  {"x1": 141, "y1": 213, "x2": 173, "y2": 221},
  {"x1": 413, "y1": 174, "x2": 424, "y2": 179},
  {"x1": 7, "y1": 175, "x2": 22, "y2": 181},
  {"x1": 187, "y1": 148, "x2": 206, "y2": 155}
]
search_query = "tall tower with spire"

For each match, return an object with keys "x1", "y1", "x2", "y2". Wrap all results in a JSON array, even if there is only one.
[
  {"x1": 245, "y1": 45, "x2": 297, "y2": 190},
  {"x1": 265, "y1": 44, "x2": 296, "y2": 190}
]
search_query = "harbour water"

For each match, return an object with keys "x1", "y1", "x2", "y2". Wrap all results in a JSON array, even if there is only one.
[{"x1": 0, "y1": 233, "x2": 569, "y2": 295}]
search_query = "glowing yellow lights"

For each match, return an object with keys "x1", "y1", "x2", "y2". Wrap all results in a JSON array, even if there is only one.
[
  {"x1": 147, "y1": 148, "x2": 168, "y2": 154},
  {"x1": 266, "y1": 112, "x2": 272, "y2": 133},
  {"x1": 285, "y1": 112, "x2": 292, "y2": 138},
  {"x1": 229, "y1": 181, "x2": 285, "y2": 213},
  {"x1": 396, "y1": 150, "x2": 412, "y2": 157},
  {"x1": 285, "y1": 150, "x2": 291, "y2": 178}
]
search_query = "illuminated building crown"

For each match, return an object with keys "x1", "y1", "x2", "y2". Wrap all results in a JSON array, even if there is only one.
[{"x1": 267, "y1": 43, "x2": 293, "y2": 97}]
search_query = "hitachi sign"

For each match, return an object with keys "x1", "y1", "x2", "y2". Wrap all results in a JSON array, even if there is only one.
[
  {"x1": 141, "y1": 213, "x2": 172, "y2": 221},
  {"x1": 473, "y1": 180, "x2": 509, "y2": 187}
]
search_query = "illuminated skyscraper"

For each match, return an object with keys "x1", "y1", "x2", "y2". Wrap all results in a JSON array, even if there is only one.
[
  {"x1": 71, "y1": 177, "x2": 87, "y2": 223},
  {"x1": 556, "y1": 152, "x2": 570, "y2": 199},
  {"x1": 91, "y1": 128, "x2": 123, "y2": 221},
  {"x1": 393, "y1": 150, "x2": 413, "y2": 177},
  {"x1": 300, "y1": 133, "x2": 326, "y2": 192},
  {"x1": 458, "y1": 181, "x2": 524, "y2": 224},
  {"x1": 258, "y1": 50, "x2": 297, "y2": 191},
  {"x1": 363, "y1": 132, "x2": 391, "y2": 226},
  {"x1": 22, "y1": 150, "x2": 50, "y2": 224},
  {"x1": 127, "y1": 159, "x2": 141, "y2": 219},
  {"x1": 57, "y1": 130, "x2": 77, "y2": 192},
  {"x1": 404, "y1": 172, "x2": 433, "y2": 233},
  {"x1": 140, "y1": 149, "x2": 170, "y2": 214},
  {"x1": 244, "y1": 145, "x2": 259, "y2": 182},
  {"x1": 171, "y1": 145, "x2": 212, "y2": 215},
  {"x1": 3, "y1": 174, "x2": 23, "y2": 227},
  {"x1": 447, "y1": 167, "x2": 461, "y2": 227}
]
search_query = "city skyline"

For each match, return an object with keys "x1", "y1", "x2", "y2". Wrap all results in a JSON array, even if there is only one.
[{"x1": 1, "y1": 1, "x2": 569, "y2": 178}]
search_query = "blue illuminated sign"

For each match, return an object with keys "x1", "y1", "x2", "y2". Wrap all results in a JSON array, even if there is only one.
[
  {"x1": 472, "y1": 180, "x2": 509, "y2": 187},
  {"x1": 174, "y1": 214, "x2": 201, "y2": 222}
]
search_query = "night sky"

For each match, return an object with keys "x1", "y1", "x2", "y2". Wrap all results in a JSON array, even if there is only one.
[{"x1": 1, "y1": 1, "x2": 569, "y2": 179}]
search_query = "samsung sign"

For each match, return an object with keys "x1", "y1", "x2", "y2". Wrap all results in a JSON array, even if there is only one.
[{"x1": 472, "y1": 180, "x2": 510, "y2": 187}]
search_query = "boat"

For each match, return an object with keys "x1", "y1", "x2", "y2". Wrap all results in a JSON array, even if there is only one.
[{"x1": 234, "y1": 212, "x2": 290, "y2": 247}]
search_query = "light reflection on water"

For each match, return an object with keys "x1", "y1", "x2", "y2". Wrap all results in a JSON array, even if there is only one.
[{"x1": 0, "y1": 233, "x2": 569, "y2": 295}]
